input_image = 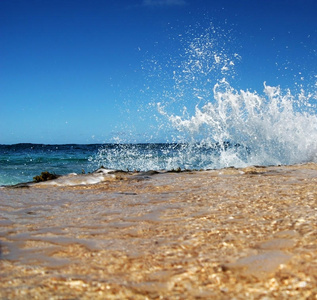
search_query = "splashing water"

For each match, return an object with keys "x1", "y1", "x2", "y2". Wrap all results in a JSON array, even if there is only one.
[
  {"x1": 91, "y1": 25, "x2": 317, "y2": 171},
  {"x1": 159, "y1": 79, "x2": 317, "y2": 168}
]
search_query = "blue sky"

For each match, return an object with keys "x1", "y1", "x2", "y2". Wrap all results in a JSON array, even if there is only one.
[{"x1": 1, "y1": 0, "x2": 316, "y2": 144}]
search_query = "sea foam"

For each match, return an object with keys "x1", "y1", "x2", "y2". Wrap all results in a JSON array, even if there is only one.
[{"x1": 158, "y1": 79, "x2": 317, "y2": 168}]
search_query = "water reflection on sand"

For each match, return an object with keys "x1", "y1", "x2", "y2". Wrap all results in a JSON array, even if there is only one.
[{"x1": 0, "y1": 164, "x2": 316, "y2": 299}]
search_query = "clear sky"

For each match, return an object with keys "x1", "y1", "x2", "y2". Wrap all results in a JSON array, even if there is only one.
[{"x1": 1, "y1": 0, "x2": 316, "y2": 144}]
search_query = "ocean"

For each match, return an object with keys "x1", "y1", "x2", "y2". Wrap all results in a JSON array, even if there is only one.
[
  {"x1": 0, "y1": 143, "x2": 100, "y2": 186},
  {"x1": 0, "y1": 142, "x2": 248, "y2": 186},
  {"x1": 1, "y1": 136, "x2": 317, "y2": 187}
]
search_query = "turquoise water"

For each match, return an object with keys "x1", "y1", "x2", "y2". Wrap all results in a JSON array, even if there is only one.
[
  {"x1": 1, "y1": 139, "x2": 316, "y2": 186},
  {"x1": 0, "y1": 142, "x2": 241, "y2": 186},
  {"x1": 0, "y1": 144, "x2": 100, "y2": 186}
]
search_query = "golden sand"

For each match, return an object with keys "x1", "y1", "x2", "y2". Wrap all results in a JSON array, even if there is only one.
[{"x1": 0, "y1": 163, "x2": 316, "y2": 299}]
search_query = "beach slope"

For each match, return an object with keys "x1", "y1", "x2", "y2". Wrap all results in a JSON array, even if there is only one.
[{"x1": 0, "y1": 164, "x2": 316, "y2": 299}]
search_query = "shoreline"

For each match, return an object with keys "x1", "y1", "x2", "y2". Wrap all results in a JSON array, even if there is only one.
[
  {"x1": 3, "y1": 161, "x2": 317, "y2": 188},
  {"x1": 0, "y1": 163, "x2": 316, "y2": 298}
]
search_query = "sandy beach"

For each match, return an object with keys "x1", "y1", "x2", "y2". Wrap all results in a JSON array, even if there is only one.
[{"x1": 0, "y1": 163, "x2": 316, "y2": 299}]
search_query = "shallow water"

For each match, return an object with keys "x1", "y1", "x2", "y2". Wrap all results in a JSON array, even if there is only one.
[{"x1": 0, "y1": 163, "x2": 316, "y2": 299}]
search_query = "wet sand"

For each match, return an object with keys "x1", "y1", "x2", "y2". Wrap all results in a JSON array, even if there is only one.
[{"x1": 0, "y1": 163, "x2": 316, "y2": 299}]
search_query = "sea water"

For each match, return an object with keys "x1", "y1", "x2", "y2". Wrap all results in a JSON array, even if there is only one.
[
  {"x1": 0, "y1": 144, "x2": 99, "y2": 186},
  {"x1": 0, "y1": 143, "x2": 180, "y2": 185},
  {"x1": 0, "y1": 142, "x2": 244, "y2": 186},
  {"x1": 1, "y1": 25, "x2": 317, "y2": 186}
]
